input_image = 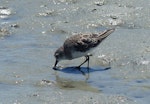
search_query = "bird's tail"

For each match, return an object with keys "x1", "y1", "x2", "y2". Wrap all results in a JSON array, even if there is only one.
[{"x1": 98, "y1": 28, "x2": 115, "y2": 40}]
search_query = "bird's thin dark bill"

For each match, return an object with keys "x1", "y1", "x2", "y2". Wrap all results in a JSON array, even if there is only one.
[{"x1": 53, "y1": 60, "x2": 58, "y2": 70}]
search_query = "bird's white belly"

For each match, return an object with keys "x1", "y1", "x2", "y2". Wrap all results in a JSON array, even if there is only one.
[{"x1": 71, "y1": 49, "x2": 94, "y2": 59}]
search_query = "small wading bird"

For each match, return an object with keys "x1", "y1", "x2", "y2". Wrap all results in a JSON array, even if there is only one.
[{"x1": 53, "y1": 28, "x2": 115, "y2": 75}]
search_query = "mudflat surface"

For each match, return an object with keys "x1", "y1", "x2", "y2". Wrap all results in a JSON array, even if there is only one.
[{"x1": 0, "y1": 0, "x2": 150, "y2": 104}]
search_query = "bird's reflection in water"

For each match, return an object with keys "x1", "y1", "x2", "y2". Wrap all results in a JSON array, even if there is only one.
[
  {"x1": 40, "y1": 66, "x2": 110, "y2": 92},
  {"x1": 56, "y1": 66, "x2": 111, "y2": 80},
  {"x1": 54, "y1": 72, "x2": 99, "y2": 92}
]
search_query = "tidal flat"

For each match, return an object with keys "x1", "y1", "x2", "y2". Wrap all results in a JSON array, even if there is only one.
[{"x1": 0, "y1": 0, "x2": 150, "y2": 104}]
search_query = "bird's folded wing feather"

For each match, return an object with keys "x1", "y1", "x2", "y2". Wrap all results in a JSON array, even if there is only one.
[{"x1": 74, "y1": 34, "x2": 99, "y2": 52}]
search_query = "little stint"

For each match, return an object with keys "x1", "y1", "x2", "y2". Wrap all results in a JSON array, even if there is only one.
[{"x1": 53, "y1": 28, "x2": 115, "y2": 75}]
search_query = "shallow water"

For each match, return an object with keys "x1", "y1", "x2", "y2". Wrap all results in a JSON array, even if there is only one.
[{"x1": 0, "y1": 0, "x2": 150, "y2": 104}]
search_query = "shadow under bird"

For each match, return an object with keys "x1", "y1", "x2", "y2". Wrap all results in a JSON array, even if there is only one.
[{"x1": 53, "y1": 28, "x2": 115, "y2": 75}]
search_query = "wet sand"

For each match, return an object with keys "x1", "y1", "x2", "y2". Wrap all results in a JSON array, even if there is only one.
[{"x1": 0, "y1": 0, "x2": 150, "y2": 104}]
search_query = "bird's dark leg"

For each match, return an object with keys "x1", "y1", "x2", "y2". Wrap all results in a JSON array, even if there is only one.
[
  {"x1": 86, "y1": 55, "x2": 90, "y2": 79},
  {"x1": 75, "y1": 55, "x2": 90, "y2": 75},
  {"x1": 77, "y1": 55, "x2": 89, "y2": 68},
  {"x1": 87, "y1": 56, "x2": 89, "y2": 68}
]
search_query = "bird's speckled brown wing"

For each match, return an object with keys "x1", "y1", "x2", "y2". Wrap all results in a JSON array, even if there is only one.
[
  {"x1": 64, "y1": 28, "x2": 115, "y2": 53},
  {"x1": 74, "y1": 34, "x2": 100, "y2": 52},
  {"x1": 64, "y1": 33, "x2": 99, "y2": 52}
]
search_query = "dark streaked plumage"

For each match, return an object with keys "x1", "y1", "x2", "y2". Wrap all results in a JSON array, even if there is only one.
[{"x1": 53, "y1": 28, "x2": 115, "y2": 74}]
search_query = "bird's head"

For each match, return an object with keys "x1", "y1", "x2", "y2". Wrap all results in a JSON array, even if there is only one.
[
  {"x1": 53, "y1": 46, "x2": 65, "y2": 69},
  {"x1": 54, "y1": 46, "x2": 66, "y2": 61}
]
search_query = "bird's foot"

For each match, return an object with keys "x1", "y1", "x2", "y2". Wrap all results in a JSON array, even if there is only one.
[
  {"x1": 104, "y1": 67, "x2": 111, "y2": 70},
  {"x1": 53, "y1": 67, "x2": 58, "y2": 70},
  {"x1": 75, "y1": 66, "x2": 81, "y2": 69},
  {"x1": 74, "y1": 66, "x2": 86, "y2": 75}
]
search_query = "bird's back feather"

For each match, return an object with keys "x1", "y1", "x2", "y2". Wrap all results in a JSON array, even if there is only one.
[{"x1": 63, "y1": 28, "x2": 115, "y2": 58}]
